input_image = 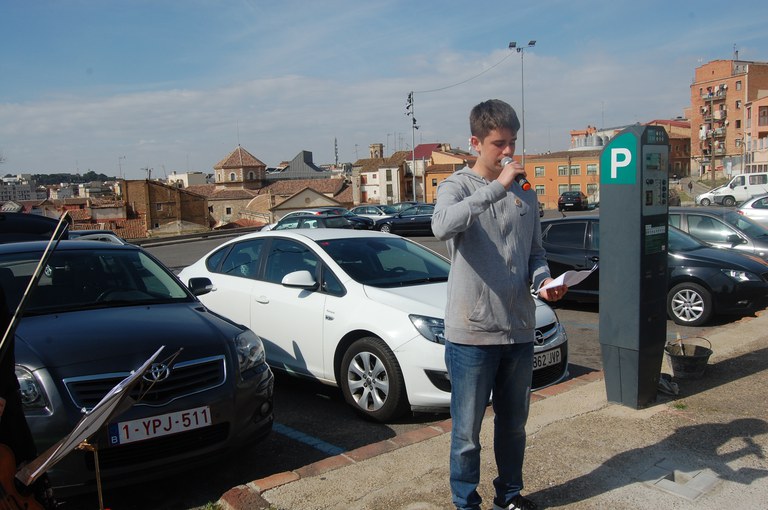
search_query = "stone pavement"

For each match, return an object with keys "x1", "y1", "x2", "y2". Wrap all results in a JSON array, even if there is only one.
[{"x1": 218, "y1": 311, "x2": 768, "y2": 510}]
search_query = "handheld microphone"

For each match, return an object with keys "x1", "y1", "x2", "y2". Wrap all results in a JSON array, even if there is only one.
[{"x1": 501, "y1": 157, "x2": 532, "y2": 191}]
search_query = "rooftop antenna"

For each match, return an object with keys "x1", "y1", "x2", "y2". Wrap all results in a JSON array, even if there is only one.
[{"x1": 733, "y1": 43, "x2": 739, "y2": 60}]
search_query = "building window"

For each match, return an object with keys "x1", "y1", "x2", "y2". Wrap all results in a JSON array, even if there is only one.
[
  {"x1": 587, "y1": 164, "x2": 597, "y2": 175},
  {"x1": 534, "y1": 166, "x2": 545, "y2": 177},
  {"x1": 587, "y1": 183, "x2": 598, "y2": 195},
  {"x1": 736, "y1": 80, "x2": 742, "y2": 91},
  {"x1": 557, "y1": 165, "x2": 568, "y2": 176},
  {"x1": 535, "y1": 185, "x2": 545, "y2": 196},
  {"x1": 432, "y1": 178, "x2": 437, "y2": 186},
  {"x1": 570, "y1": 184, "x2": 581, "y2": 192},
  {"x1": 386, "y1": 169, "x2": 392, "y2": 180},
  {"x1": 248, "y1": 171, "x2": 255, "y2": 180},
  {"x1": 736, "y1": 120, "x2": 741, "y2": 129},
  {"x1": 570, "y1": 165, "x2": 581, "y2": 176},
  {"x1": 736, "y1": 100, "x2": 742, "y2": 109},
  {"x1": 225, "y1": 207, "x2": 232, "y2": 215},
  {"x1": 156, "y1": 203, "x2": 162, "y2": 211},
  {"x1": 558, "y1": 184, "x2": 569, "y2": 195},
  {"x1": 229, "y1": 173, "x2": 236, "y2": 182}
]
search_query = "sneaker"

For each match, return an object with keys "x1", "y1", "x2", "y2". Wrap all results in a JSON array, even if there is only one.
[{"x1": 493, "y1": 494, "x2": 538, "y2": 510}]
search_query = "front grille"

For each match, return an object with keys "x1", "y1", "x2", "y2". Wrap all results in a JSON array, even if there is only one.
[
  {"x1": 534, "y1": 321, "x2": 560, "y2": 347},
  {"x1": 64, "y1": 356, "x2": 226, "y2": 409},
  {"x1": 84, "y1": 423, "x2": 230, "y2": 471},
  {"x1": 532, "y1": 343, "x2": 568, "y2": 390}
]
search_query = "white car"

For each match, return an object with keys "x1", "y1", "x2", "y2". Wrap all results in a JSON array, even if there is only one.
[
  {"x1": 695, "y1": 185, "x2": 725, "y2": 206},
  {"x1": 178, "y1": 229, "x2": 568, "y2": 421}
]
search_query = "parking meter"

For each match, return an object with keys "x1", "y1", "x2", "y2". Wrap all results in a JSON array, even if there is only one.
[{"x1": 598, "y1": 125, "x2": 669, "y2": 408}]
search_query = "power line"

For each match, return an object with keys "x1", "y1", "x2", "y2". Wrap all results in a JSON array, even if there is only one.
[{"x1": 413, "y1": 51, "x2": 515, "y2": 94}]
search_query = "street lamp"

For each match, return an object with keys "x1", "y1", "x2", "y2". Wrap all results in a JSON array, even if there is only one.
[
  {"x1": 118, "y1": 155, "x2": 126, "y2": 179},
  {"x1": 509, "y1": 40, "x2": 536, "y2": 167}
]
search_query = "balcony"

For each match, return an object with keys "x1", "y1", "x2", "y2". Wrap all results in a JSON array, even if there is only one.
[
  {"x1": 713, "y1": 110, "x2": 727, "y2": 120},
  {"x1": 712, "y1": 127, "x2": 727, "y2": 138},
  {"x1": 701, "y1": 90, "x2": 726, "y2": 101}
]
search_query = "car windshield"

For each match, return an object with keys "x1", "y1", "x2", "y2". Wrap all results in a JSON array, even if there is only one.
[
  {"x1": 317, "y1": 237, "x2": 450, "y2": 287},
  {"x1": 0, "y1": 248, "x2": 192, "y2": 314},
  {"x1": 721, "y1": 210, "x2": 768, "y2": 238},
  {"x1": 668, "y1": 226, "x2": 705, "y2": 251}
]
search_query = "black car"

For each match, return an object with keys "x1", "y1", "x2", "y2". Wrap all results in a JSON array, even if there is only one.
[
  {"x1": 375, "y1": 204, "x2": 435, "y2": 235},
  {"x1": 557, "y1": 191, "x2": 589, "y2": 212},
  {"x1": 273, "y1": 213, "x2": 371, "y2": 230},
  {"x1": 541, "y1": 216, "x2": 768, "y2": 326},
  {"x1": 0, "y1": 212, "x2": 70, "y2": 243},
  {"x1": 3, "y1": 240, "x2": 274, "y2": 495}
]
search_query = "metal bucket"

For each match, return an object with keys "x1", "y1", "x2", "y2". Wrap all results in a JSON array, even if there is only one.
[{"x1": 665, "y1": 337, "x2": 712, "y2": 380}]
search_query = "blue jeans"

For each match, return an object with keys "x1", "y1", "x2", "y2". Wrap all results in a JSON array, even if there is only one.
[{"x1": 445, "y1": 341, "x2": 534, "y2": 510}]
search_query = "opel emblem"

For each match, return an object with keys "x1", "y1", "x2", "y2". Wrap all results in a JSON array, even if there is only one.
[
  {"x1": 143, "y1": 363, "x2": 171, "y2": 383},
  {"x1": 534, "y1": 330, "x2": 544, "y2": 346}
]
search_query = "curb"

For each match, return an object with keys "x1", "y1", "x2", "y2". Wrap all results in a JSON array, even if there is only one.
[{"x1": 217, "y1": 369, "x2": 606, "y2": 510}]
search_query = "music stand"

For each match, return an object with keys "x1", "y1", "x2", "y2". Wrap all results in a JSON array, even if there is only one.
[{"x1": 16, "y1": 345, "x2": 169, "y2": 509}]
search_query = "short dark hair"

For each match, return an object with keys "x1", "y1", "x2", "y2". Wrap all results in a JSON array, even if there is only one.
[{"x1": 469, "y1": 99, "x2": 520, "y2": 140}]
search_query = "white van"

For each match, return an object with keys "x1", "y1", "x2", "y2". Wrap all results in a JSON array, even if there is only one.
[{"x1": 708, "y1": 172, "x2": 768, "y2": 206}]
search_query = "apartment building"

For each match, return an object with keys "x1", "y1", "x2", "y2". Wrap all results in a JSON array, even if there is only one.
[{"x1": 690, "y1": 59, "x2": 768, "y2": 181}]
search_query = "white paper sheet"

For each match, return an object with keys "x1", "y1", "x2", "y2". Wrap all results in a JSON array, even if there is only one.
[{"x1": 537, "y1": 265, "x2": 597, "y2": 293}]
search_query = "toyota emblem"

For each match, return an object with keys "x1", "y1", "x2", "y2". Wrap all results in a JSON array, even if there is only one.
[{"x1": 143, "y1": 363, "x2": 171, "y2": 383}]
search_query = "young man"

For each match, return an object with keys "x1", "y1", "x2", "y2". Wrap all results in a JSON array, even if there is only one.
[{"x1": 431, "y1": 99, "x2": 566, "y2": 510}]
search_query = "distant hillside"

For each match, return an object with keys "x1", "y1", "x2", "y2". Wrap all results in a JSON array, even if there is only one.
[{"x1": 20, "y1": 172, "x2": 117, "y2": 185}]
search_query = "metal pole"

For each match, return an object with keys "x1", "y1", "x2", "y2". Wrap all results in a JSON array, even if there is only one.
[{"x1": 520, "y1": 48, "x2": 526, "y2": 167}]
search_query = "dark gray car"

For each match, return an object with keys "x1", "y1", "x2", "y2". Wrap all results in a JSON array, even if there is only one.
[{"x1": 4, "y1": 240, "x2": 274, "y2": 496}]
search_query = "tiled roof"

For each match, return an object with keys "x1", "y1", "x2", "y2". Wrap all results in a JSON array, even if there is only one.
[
  {"x1": 261, "y1": 178, "x2": 346, "y2": 196},
  {"x1": 184, "y1": 184, "x2": 258, "y2": 200},
  {"x1": 412, "y1": 143, "x2": 442, "y2": 160},
  {"x1": 213, "y1": 146, "x2": 266, "y2": 169}
]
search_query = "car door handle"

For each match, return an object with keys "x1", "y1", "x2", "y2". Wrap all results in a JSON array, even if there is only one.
[{"x1": 256, "y1": 296, "x2": 269, "y2": 304}]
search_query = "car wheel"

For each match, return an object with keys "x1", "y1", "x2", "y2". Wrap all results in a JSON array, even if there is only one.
[
  {"x1": 667, "y1": 282, "x2": 713, "y2": 326},
  {"x1": 379, "y1": 223, "x2": 392, "y2": 233},
  {"x1": 340, "y1": 336, "x2": 409, "y2": 422},
  {"x1": 722, "y1": 196, "x2": 736, "y2": 207},
  {"x1": 699, "y1": 198, "x2": 711, "y2": 206}
]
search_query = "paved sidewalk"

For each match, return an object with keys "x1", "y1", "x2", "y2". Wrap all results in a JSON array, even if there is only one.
[{"x1": 218, "y1": 312, "x2": 768, "y2": 510}]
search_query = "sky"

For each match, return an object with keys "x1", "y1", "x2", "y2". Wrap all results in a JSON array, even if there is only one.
[{"x1": 1, "y1": 0, "x2": 767, "y2": 181}]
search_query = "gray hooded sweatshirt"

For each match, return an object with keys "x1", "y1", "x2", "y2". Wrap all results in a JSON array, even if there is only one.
[{"x1": 431, "y1": 166, "x2": 551, "y2": 346}]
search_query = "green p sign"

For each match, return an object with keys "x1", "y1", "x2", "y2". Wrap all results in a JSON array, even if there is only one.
[{"x1": 600, "y1": 132, "x2": 637, "y2": 185}]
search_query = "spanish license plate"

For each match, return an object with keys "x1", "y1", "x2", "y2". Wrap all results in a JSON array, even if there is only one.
[
  {"x1": 108, "y1": 406, "x2": 211, "y2": 446},
  {"x1": 565, "y1": 203, "x2": 574, "y2": 206},
  {"x1": 533, "y1": 349, "x2": 561, "y2": 370}
]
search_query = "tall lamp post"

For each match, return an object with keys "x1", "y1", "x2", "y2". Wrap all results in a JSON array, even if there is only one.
[
  {"x1": 509, "y1": 40, "x2": 536, "y2": 167},
  {"x1": 118, "y1": 155, "x2": 126, "y2": 179}
]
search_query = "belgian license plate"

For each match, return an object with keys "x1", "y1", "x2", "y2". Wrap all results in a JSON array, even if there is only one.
[
  {"x1": 108, "y1": 406, "x2": 211, "y2": 446},
  {"x1": 533, "y1": 349, "x2": 561, "y2": 370}
]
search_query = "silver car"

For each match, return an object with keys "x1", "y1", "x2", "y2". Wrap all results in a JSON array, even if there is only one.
[
  {"x1": 669, "y1": 206, "x2": 768, "y2": 261},
  {"x1": 736, "y1": 193, "x2": 768, "y2": 227}
]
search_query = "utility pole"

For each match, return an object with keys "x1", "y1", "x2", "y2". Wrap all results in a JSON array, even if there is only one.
[{"x1": 406, "y1": 92, "x2": 419, "y2": 201}]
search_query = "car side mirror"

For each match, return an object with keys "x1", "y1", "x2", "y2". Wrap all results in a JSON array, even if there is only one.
[
  {"x1": 282, "y1": 270, "x2": 318, "y2": 290},
  {"x1": 726, "y1": 234, "x2": 745, "y2": 246},
  {"x1": 188, "y1": 277, "x2": 215, "y2": 296}
]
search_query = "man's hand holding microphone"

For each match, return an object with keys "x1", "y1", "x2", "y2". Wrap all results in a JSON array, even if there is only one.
[{"x1": 499, "y1": 157, "x2": 532, "y2": 191}]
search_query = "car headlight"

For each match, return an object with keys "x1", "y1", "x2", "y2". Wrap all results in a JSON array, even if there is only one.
[
  {"x1": 409, "y1": 315, "x2": 446, "y2": 344},
  {"x1": 234, "y1": 329, "x2": 266, "y2": 374},
  {"x1": 15, "y1": 366, "x2": 47, "y2": 410},
  {"x1": 721, "y1": 269, "x2": 761, "y2": 282}
]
